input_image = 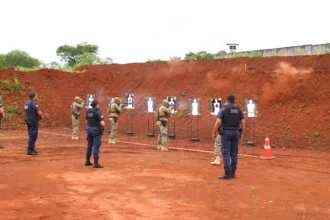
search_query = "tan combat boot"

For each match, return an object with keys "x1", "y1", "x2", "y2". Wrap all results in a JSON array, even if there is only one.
[
  {"x1": 157, "y1": 145, "x2": 161, "y2": 150},
  {"x1": 72, "y1": 136, "x2": 79, "y2": 140},
  {"x1": 210, "y1": 156, "x2": 221, "y2": 165},
  {"x1": 161, "y1": 146, "x2": 168, "y2": 151},
  {"x1": 108, "y1": 139, "x2": 116, "y2": 144}
]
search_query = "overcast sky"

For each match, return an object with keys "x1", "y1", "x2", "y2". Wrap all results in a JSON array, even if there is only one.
[{"x1": 0, "y1": 0, "x2": 329, "y2": 64}]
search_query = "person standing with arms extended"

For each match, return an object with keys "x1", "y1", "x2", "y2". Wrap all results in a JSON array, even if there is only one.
[
  {"x1": 107, "y1": 97, "x2": 123, "y2": 144},
  {"x1": 85, "y1": 100, "x2": 105, "y2": 168},
  {"x1": 210, "y1": 102, "x2": 229, "y2": 166},
  {"x1": 212, "y1": 95, "x2": 245, "y2": 179},
  {"x1": 71, "y1": 96, "x2": 85, "y2": 140},
  {"x1": 156, "y1": 100, "x2": 174, "y2": 151},
  {"x1": 24, "y1": 92, "x2": 43, "y2": 155}
]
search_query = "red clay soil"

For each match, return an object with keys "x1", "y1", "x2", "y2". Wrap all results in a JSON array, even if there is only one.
[
  {"x1": 0, "y1": 129, "x2": 330, "y2": 220},
  {"x1": 1, "y1": 55, "x2": 330, "y2": 151},
  {"x1": 1, "y1": 56, "x2": 330, "y2": 219}
]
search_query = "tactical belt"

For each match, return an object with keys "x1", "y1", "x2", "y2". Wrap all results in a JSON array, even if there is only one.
[{"x1": 222, "y1": 126, "x2": 240, "y2": 130}]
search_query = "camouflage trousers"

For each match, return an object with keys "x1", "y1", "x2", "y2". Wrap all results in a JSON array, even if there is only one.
[
  {"x1": 109, "y1": 117, "x2": 118, "y2": 140},
  {"x1": 72, "y1": 115, "x2": 79, "y2": 137},
  {"x1": 157, "y1": 121, "x2": 168, "y2": 146},
  {"x1": 214, "y1": 134, "x2": 222, "y2": 156}
]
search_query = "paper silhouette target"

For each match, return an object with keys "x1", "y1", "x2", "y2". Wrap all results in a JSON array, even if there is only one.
[
  {"x1": 243, "y1": 99, "x2": 258, "y2": 117},
  {"x1": 125, "y1": 93, "x2": 134, "y2": 109},
  {"x1": 210, "y1": 98, "x2": 222, "y2": 116},
  {"x1": 107, "y1": 97, "x2": 114, "y2": 104},
  {"x1": 86, "y1": 94, "x2": 96, "y2": 109},
  {"x1": 145, "y1": 96, "x2": 155, "y2": 112},
  {"x1": 189, "y1": 98, "x2": 201, "y2": 116},
  {"x1": 167, "y1": 96, "x2": 177, "y2": 114}
]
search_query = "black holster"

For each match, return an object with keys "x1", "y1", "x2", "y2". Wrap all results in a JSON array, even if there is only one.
[
  {"x1": 160, "y1": 119, "x2": 167, "y2": 127},
  {"x1": 218, "y1": 126, "x2": 224, "y2": 135},
  {"x1": 110, "y1": 116, "x2": 118, "y2": 123},
  {"x1": 100, "y1": 126, "x2": 105, "y2": 136},
  {"x1": 72, "y1": 113, "x2": 79, "y2": 120}
]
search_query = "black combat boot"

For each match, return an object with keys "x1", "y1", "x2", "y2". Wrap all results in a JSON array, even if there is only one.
[
  {"x1": 85, "y1": 156, "x2": 93, "y2": 166},
  {"x1": 0, "y1": 146, "x2": 4, "y2": 149},
  {"x1": 32, "y1": 148, "x2": 38, "y2": 154},
  {"x1": 27, "y1": 149, "x2": 37, "y2": 155},
  {"x1": 218, "y1": 170, "x2": 231, "y2": 179},
  {"x1": 231, "y1": 170, "x2": 236, "y2": 179},
  {"x1": 93, "y1": 158, "x2": 104, "y2": 168}
]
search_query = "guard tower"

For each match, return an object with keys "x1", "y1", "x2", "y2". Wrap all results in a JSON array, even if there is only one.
[{"x1": 226, "y1": 43, "x2": 239, "y2": 53}]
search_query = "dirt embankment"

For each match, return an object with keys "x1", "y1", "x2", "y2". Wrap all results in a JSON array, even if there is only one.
[{"x1": 1, "y1": 55, "x2": 330, "y2": 150}]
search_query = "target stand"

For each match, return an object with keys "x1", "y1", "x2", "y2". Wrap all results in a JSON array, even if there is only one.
[
  {"x1": 147, "y1": 114, "x2": 155, "y2": 138},
  {"x1": 244, "y1": 118, "x2": 256, "y2": 147},
  {"x1": 167, "y1": 117, "x2": 176, "y2": 139},
  {"x1": 125, "y1": 111, "x2": 134, "y2": 136},
  {"x1": 189, "y1": 116, "x2": 200, "y2": 142}
]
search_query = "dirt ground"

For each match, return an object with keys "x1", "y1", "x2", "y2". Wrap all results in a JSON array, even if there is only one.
[
  {"x1": 1, "y1": 55, "x2": 330, "y2": 219},
  {"x1": 0, "y1": 128, "x2": 329, "y2": 220}
]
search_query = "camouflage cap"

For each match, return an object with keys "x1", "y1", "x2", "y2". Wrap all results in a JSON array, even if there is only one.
[
  {"x1": 114, "y1": 97, "x2": 120, "y2": 102},
  {"x1": 74, "y1": 96, "x2": 82, "y2": 101},
  {"x1": 163, "y1": 99, "x2": 169, "y2": 104}
]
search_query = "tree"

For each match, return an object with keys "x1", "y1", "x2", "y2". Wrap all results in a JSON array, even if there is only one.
[
  {"x1": 56, "y1": 42, "x2": 99, "y2": 67},
  {"x1": 170, "y1": 56, "x2": 181, "y2": 61},
  {"x1": 101, "y1": 57, "x2": 113, "y2": 64},
  {"x1": 75, "y1": 53, "x2": 113, "y2": 67},
  {"x1": 184, "y1": 51, "x2": 197, "y2": 60},
  {"x1": 0, "y1": 54, "x2": 7, "y2": 68},
  {"x1": 47, "y1": 61, "x2": 62, "y2": 69},
  {"x1": 184, "y1": 51, "x2": 215, "y2": 60},
  {"x1": 215, "y1": 50, "x2": 227, "y2": 58},
  {"x1": 5, "y1": 50, "x2": 40, "y2": 68}
]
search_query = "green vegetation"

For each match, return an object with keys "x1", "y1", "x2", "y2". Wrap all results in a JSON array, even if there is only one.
[
  {"x1": 1, "y1": 80, "x2": 12, "y2": 90},
  {"x1": 14, "y1": 77, "x2": 20, "y2": 90},
  {"x1": 184, "y1": 51, "x2": 215, "y2": 60},
  {"x1": 0, "y1": 50, "x2": 40, "y2": 69},
  {"x1": 56, "y1": 42, "x2": 112, "y2": 67},
  {"x1": 146, "y1": 59, "x2": 166, "y2": 62},
  {"x1": 233, "y1": 51, "x2": 262, "y2": 58},
  {"x1": 4, "y1": 103, "x2": 21, "y2": 120}
]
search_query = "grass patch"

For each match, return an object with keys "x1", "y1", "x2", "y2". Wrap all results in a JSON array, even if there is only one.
[
  {"x1": 1, "y1": 80, "x2": 12, "y2": 90},
  {"x1": 4, "y1": 103, "x2": 21, "y2": 120},
  {"x1": 14, "y1": 77, "x2": 20, "y2": 90}
]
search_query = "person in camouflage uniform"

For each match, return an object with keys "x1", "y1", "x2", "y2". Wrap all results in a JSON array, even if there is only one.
[
  {"x1": 211, "y1": 102, "x2": 228, "y2": 165},
  {"x1": 71, "y1": 96, "x2": 85, "y2": 140},
  {"x1": 107, "y1": 97, "x2": 123, "y2": 144},
  {"x1": 156, "y1": 100, "x2": 174, "y2": 151}
]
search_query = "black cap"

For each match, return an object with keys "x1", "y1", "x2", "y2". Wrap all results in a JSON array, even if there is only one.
[
  {"x1": 227, "y1": 95, "x2": 235, "y2": 103},
  {"x1": 91, "y1": 100, "x2": 99, "y2": 107}
]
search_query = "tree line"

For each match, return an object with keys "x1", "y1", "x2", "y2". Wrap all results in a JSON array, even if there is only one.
[{"x1": 0, "y1": 42, "x2": 229, "y2": 69}]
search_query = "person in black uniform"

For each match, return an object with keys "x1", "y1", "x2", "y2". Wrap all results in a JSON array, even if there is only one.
[
  {"x1": 24, "y1": 92, "x2": 43, "y2": 155},
  {"x1": 212, "y1": 95, "x2": 245, "y2": 179},
  {"x1": 85, "y1": 100, "x2": 105, "y2": 168}
]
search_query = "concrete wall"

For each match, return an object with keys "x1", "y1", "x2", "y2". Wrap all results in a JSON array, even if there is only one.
[{"x1": 225, "y1": 43, "x2": 330, "y2": 58}]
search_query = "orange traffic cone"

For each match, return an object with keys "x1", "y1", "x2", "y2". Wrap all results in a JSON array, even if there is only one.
[{"x1": 260, "y1": 135, "x2": 275, "y2": 159}]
